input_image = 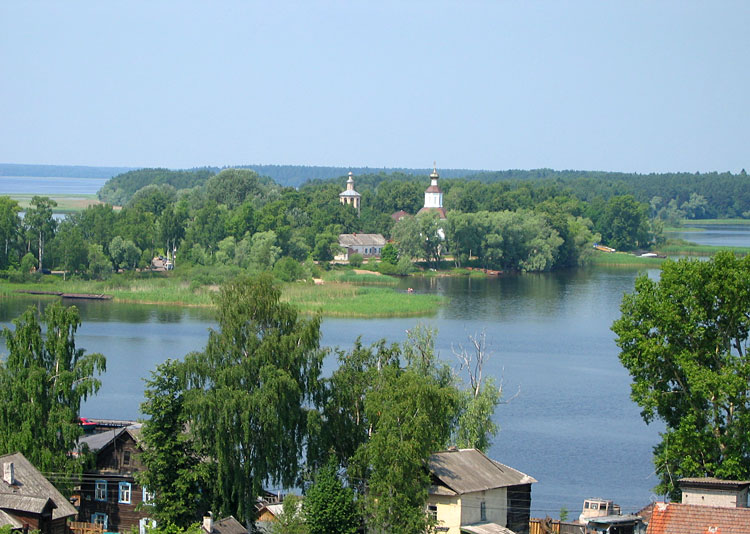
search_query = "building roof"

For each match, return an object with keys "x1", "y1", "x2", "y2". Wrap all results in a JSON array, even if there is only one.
[
  {"x1": 77, "y1": 424, "x2": 142, "y2": 452},
  {"x1": 0, "y1": 509, "x2": 23, "y2": 528},
  {"x1": 391, "y1": 210, "x2": 410, "y2": 221},
  {"x1": 211, "y1": 516, "x2": 247, "y2": 534},
  {"x1": 0, "y1": 452, "x2": 78, "y2": 521},
  {"x1": 587, "y1": 514, "x2": 643, "y2": 526},
  {"x1": 460, "y1": 523, "x2": 516, "y2": 534},
  {"x1": 417, "y1": 206, "x2": 447, "y2": 219},
  {"x1": 429, "y1": 448, "x2": 536, "y2": 496},
  {"x1": 679, "y1": 477, "x2": 750, "y2": 490},
  {"x1": 647, "y1": 502, "x2": 750, "y2": 534},
  {"x1": 425, "y1": 184, "x2": 442, "y2": 194},
  {"x1": 339, "y1": 189, "x2": 361, "y2": 198},
  {"x1": 338, "y1": 233, "x2": 386, "y2": 247}
]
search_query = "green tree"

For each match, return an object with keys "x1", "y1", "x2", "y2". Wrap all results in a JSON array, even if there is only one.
[
  {"x1": 0, "y1": 304, "x2": 106, "y2": 489},
  {"x1": 348, "y1": 253, "x2": 363, "y2": 268},
  {"x1": 49, "y1": 220, "x2": 88, "y2": 274},
  {"x1": 0, "y1": 196, "x2": 22, "y2": 269},
  {"x1": 391, "y1": 215, "x2": 421, "y2": 260},
  {"x1": 303, "y1": 458, "x2": 360, "y2": 534},
  {"x1": 248, "y1": 230, "x2": 281, "y2": 271},
  {"x1": 109, "y1": 235, "x2": 142, "y2": 270},
  {"x1": 598, "y1": 195, "x2": 651, "y2": 251},
  {"x1": 87, "y1": 244, "x2": 112, "y2": 279},
  {"x1": 612, "y1": 252, "x2": 750, "y2": 498},
  {"x1": 269, "y1": 495, "x2": 307, "y2": 534},
  {"x1": 182, "y1": 275, "x2": 324, "y2": 524},
  {"x1": 24, "y1": 196, "x2": 57, "y2": 271},
  {"x1": 380, "y1": 243, "x2": 398, "y2": 265},
  {"x1": 139, "y1": 360, "x2": 212, "y2": 527}
]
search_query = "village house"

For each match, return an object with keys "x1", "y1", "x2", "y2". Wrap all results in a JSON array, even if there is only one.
[
  {"x1": 640, "y1": 477, "x2": 750, "y2": 534},
  {"x1": 0, "y1": 452, "x2": 78, "y2": 534},
  {"x1": 201, "y1": 512, "x2": 247, "y2": 534},
  {"x1": 427, "y1": 448, "x2": 536, "y2": 534},
  {"x1": 335, "y1": 233, "x2": 386, "y2": 260},
  {"x1": 76, "y1": 424, "x2": 153, "y2": 534}
]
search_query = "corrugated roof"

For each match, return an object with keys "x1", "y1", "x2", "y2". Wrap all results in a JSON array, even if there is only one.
[
  {"x1": 0, "y1": 452, "x2": 78, "y2": 520},
  {"x1": 429, "y1": 449, "x2": 536, "y2": 495},
  {"x1": 460, "y1": 522, "x2": 516, "y2": 534},
  {"x1": 338, "y1": 234, "x2": 386, "y2": 247},
  {"x1": 647, "y1": 502, "x2": 750, "y2": 534}
]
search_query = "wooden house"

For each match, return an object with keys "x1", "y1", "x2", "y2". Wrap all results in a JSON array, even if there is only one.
[
  {"x1": 0, "y1": 452, "x2": 78, "y2": 534},
  {"x1": 76, "y1": 425, "x2": 152, "y2": 534},
  {"x1": 427, "y1": 448, "x2": 536, "y2": 534}
]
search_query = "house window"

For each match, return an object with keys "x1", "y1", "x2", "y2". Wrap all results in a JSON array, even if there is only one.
[
  {"x1": 95, "y1": 480, "x2": 107, "y2": 501},
  {"x1": 142, "y1": 486, "x2": 155, "y2": 504},
  {"x1": 428, "y1": 504, "x2": 437, "y2": 521},
  {"x1": 91, "y1": 513, "x2": 108, "y2": 530},
  {"x1": 480, "y1": 501, "x2": 486, "y2": 522},
  {"x1": 123, "y1": 451, "x2": 131, "y2": 465},
  {"x1": 119, "y1": 482, "x2": 132, "y2": 504}
]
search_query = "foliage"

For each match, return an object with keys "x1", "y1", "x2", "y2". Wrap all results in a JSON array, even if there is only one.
[
  {"x1": 597, "y1": 195, "x2": 651, "y2": 251},
  {"x1": 98, "y1": 168, "x2": 217, "y2": 205},
  {"x1": 24, "y1": 196, "x2": 57, "y2": 271},
  {"x1": 181, "y1": 275, "x2": 324, "y2": 523},
  {"x1": 0, "y1": 196, "x2": 22, "y2": 269},
  {"x1": 144, "y1": 522, "x2": 202, "y2": 534},
  {"x1": 139, "y1": 360, "x2": 213, "y2": 527},
  {"x1": 380, "y1": 243, "x2": 398, "y2": 265},
  {"x1": 348, "y1": 253, "x2": 363, "y2": 267},
  {"x1": 0, "y1": 303, "x2": 106, "y2": 491},
  {"x1": 269, "y1": 495, "x2": 307, "y2": 534},
  {"x1": 303, "y1": 458, "x2": 360, "y2": 534},
  {"x1": 612, "y1": 252, "x2": 750, "y2": 498}
]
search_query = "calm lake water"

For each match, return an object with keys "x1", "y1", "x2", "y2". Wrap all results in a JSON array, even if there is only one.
[
  {"x1": 0, "y1": 176, "x2": 107, "y2": 196},
  {"x1": 0, "y1": 222, "x2": 745, "y2": 518}
]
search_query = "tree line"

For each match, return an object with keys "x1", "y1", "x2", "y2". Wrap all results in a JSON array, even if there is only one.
[{"x1": 1, "y1": 168, "x2": 664, "y2": 281}]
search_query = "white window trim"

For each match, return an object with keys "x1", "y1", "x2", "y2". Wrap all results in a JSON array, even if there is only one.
[
  {"x1": 142, "y1": 486, "x2": 155, "y2": 504},
  {"x1": 118, "y1": 481, "x2": 132, "y2": 504}
]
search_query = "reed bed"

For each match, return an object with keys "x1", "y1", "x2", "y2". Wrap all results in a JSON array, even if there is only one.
[
  {"x1": 322, "y1": 271, "x2": 399, "y2": 285},
  {"x1": 281, "y1": 283, "x2": 443, "y2": 317},
  {"x1": 658, "y1": 244, "x2": 750, "y2": 256},
  {"x1": 588, "y1": 251, "x2": 665, "y2": 266}
]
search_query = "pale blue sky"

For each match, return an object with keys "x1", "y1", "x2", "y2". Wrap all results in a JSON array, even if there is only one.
[{"x1": 1, "y1": 1, "x2": 748, "y2": 173}]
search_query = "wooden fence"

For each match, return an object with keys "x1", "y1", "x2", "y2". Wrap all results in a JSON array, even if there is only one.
[
  {"x1": 69, "y1": 521, "x2": 104, "y2": 534},
  {"x1": 530, "y1": 518, "x2": 586, "y2": 534}
]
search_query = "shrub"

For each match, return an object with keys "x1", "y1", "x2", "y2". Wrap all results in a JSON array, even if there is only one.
[{"x1": 349, "y1": 253, "x2": 364, "y2": 268}]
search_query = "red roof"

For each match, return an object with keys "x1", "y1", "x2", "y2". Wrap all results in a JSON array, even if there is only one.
[{"x1": 647, "y1": 502, "x2": 750, "y2": 534}]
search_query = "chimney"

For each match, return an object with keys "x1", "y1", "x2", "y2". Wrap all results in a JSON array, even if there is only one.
[
  {"x1": 202, "y1": 512, "x2": 213, "y2": 534},
  {"x1": 3, "y1": 462, "x2": 14, "y2": 485}
]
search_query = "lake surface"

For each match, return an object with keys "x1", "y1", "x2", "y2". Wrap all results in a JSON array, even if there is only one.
[
  {"x1": 0, "y1": 176, "x2": 107, "y2": 196},
  {"x1": 0, "y1": 222, "x2": 745, "y2": 519},
  {"x1": 0, "y1": 267, "x2": 662, "y2": 518},
  {"x1": 667, "y1": 223, "x2": 750, "y2": 248}
]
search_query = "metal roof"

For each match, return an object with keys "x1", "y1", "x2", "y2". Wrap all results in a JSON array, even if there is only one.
[
  {"x1": 338, "y1": 233, "x2": 386, "y2": 247},
  {"x1": 0, "y1": 452, "x2": 78, "y2": 521},
  {"x1": 339, "y1": 189, "x2": 361, "y2": 197},
  {"x1": 679, "y1": 477, "x2": 750, "y2": 489},
  {"x1": 429, "y1": 448, "x2": 536, "y2": 495}
]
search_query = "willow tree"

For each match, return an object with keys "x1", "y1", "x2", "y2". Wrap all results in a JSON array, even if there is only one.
[
  {"x1": 182, "y1": 274, "x2": 324, "y2": 524},
  {"x1": 613, "y1": 252, "x2": 750, "y2": 498},
  {"x1": 0, "y1": 304, "x2": 106, "y2": 487}
]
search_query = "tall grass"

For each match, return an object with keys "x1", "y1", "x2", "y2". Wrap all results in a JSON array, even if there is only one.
[
  {"x1": 588, "y1": 251, "x2": 665, "y2": 266},
  {"x1": 282, "y1": 283, "x2": 443, "y2": 317},
  {"x1": 322, "y1": 271, "x2": 399, "y2": 285}
]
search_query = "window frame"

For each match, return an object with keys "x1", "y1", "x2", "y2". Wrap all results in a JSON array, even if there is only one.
[
  {"x1": 118, "y1": 481, "x2": 132, "y2": 504},
  {"x1": 94, "y1": 480, "x2": 107, "y2": 502},
  {"x1": 142, "y1": 486, "x2": 155, "y2": 504},
  {"x1": 91, "y1": 512, "x2": 108, "y2": 530}
]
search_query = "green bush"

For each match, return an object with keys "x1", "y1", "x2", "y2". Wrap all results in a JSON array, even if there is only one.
[{"x1": 349, "y1": 253, "x2": 364, "y2": 267}]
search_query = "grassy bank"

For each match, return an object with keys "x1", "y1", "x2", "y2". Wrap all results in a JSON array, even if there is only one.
[
  {"x1": 12, "y1": 194, "x2": 105, "y2": 213},
  {"x1": 0, "y1": 271, "x2": 441, "y2": 318},
  {"x1": 680, "y1": 218, "x2": 750, "y2": 225},
  {"x1": 657, "y1": 244, "x2": 750, "y2": 256},
  {"x1": 282, "y1": 283, "x2": 443, "y2": 317},
  {"x1": 588, "y1": 251, "x2": 666, "y2": 266}
]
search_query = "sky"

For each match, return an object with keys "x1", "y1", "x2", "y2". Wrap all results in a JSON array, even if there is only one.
[{"x1": 1, "y1": 1, "x2": 748, "y2": 174}]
